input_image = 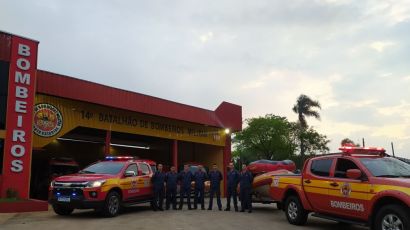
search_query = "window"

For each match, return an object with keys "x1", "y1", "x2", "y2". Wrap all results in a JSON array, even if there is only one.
[
  {"x1": 0, "y1": 139, "x2": 4, "y2": 173},
  {"x1": 80, "y1": 162, "x2": 125, "y2": 175},
  {"x1": 125, "y1": 164, "x2": 138, "y2": 176},
  {"x1": 334, "y1": 158, "x2": 360, "y2": 178},
  {"x1": 360, "y1": 157, "x2": 410, "y2": 178},
  {"x1": 140, "y1": 163, "x2": 150, "y2": 175},
  {"x1": 311, "y1": 159, "x2": 333, "y2": 177},
  {"x1": 0, "y1": 61, "x2": 9, "y2": 129}
]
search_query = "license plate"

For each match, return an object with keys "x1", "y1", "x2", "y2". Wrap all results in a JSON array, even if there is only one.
[{"x1": 57, "y1": 196, "x2": 71, "y2": 202}]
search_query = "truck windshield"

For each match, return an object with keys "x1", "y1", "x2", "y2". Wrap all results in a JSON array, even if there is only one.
[
  {"x1": 80, "y1": 162, "x2": 125, "y2": 175},
  {"x1": 359, "y1": 157, "x2": 410, "y2": 178}
]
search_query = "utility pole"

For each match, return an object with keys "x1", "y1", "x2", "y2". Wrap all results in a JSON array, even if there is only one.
[
  {"x1": 362, "y1": 138, "x2": 365, "y2": 147},
  {"x1": 391, "y1": 142, "x2": 395, "y2": 157}
]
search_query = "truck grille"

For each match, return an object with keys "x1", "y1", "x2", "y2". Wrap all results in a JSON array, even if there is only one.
[{"x1": 54, "y1": 181, "x2": 88, "y2": 188}]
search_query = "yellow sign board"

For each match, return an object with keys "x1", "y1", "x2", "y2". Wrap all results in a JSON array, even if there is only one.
[{"x1": 33, "y1": 94, "x2": 227, "y2": 148}]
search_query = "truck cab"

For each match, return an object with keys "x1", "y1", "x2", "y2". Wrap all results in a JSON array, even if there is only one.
[{"x1": 49, "y1": 156, "x2": 155, "y2": 217}]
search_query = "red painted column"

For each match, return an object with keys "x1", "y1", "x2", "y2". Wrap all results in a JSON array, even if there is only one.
[
  {"x1": 1, "y1": 35, "x2": 38, "y2": 199},
  {"x1": 223, "y1": 134, "x2": 232, "y2": 197},
  {"x1": 104, "y1": 130, "x2": 111, "y2": 156},
  {"x1": 172, "y1": 140, "x2": 178, "y2": 169}
]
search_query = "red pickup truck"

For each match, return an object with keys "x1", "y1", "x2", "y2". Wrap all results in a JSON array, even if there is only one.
[
  {"x1": 264, "y1": 146, "x2": 410, "y2": 230},
  {"x1": 49, "y1": 156, "x2": 154, "y2": 217}
]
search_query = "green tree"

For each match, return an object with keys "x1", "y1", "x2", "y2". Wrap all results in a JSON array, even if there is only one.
[
  {"x1": 341, "y1": 138, "x2": 360, "y2": 147},
  {"x1": 233, "y1": 114, "x2": 297, "y2": 164},
  {"x1": 289, "y1": 123, "x2": 330, "y2": 168},
  {"x1": 297, "y1": 126, "x2": 330, "y2": 155},
  {"x1": 292, "y1": 94, "x2": 321, "y2": 157}
]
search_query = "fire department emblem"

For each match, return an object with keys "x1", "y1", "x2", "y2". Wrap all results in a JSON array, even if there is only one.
[
  {"x1": 340, "y1": 182, "x2": 351, "y2": 197},
  {"x1": 131, "y1": 180, "x2": 137, "y2": 188},
  {"x1": 33, "y1": 103, "x2": 63, "y2": 137}
]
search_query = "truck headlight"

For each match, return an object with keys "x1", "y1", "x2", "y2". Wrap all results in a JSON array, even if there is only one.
[{"x1": 87, "y1": 180, "x2": 106, "y2": 188}]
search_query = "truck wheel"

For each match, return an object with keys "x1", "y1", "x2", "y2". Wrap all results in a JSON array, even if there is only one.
[
  {"x1": 102, "y1": 191, "x2": 121, "y2": 217},
  {"x1": 285, "y1": 196, "x2": 308, "y2": 226},
  {"x1": 52, "y1": 204, "x2": 74, "y2": 216},
  {"x1": 374, "y1": 204, "x2": 408, "y2": 230}
]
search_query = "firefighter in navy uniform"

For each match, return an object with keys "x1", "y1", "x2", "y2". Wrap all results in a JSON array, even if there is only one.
[
  {"x1": 151, "y1": 164, "x2": 166, "y2": 211},
  {"x1": 239, "y1": 163, "x2": 253, "y2": 213},
  {"x1": 193, "y1": 165, "x2": 207, "y2": 210},
  {"x1": 225, "y1": 162, "x2": 240, "y2": 211},
  {"x1": 178, "y1": 164, "x2": 194, "y2": 210},
  {"x1": 165, "y1": 166, "x2": 178, "y2": 210},
  {"x1": 207, "y1": 163, "x2": 223, "y2": 211}
]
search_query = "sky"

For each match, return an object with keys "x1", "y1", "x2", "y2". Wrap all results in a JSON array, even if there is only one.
[{"x1": 1, "y1": 0, "x2": 410, "y2": 158}]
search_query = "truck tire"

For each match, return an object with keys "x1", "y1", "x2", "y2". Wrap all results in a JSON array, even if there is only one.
[
  {"x1": 52, "y1": 204, "x2": 74, "y2": 216},
  {"x1": 285, "y1": 196, "x2": 308, "y2": 226},
  {"x1": 373, "y1": 204, "x2": 408, "y2": 230},
  {"x1": 102, "y1": 191, "x2": 121, "y2": 217}
]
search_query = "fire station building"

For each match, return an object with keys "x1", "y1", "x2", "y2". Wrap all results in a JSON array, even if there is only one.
[{"x1": 0, "y1": 31, "x2": 242, "y2": 202}]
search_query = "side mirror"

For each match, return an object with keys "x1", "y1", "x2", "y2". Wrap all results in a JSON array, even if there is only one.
[
  {"x1": 346, "y1": 169, "x2": 362, "y2": 180},
  {"x1": 124, "y1": 171, "x2": 136, "y2": 177}
]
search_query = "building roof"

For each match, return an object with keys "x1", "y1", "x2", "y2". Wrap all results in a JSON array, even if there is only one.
[{"x1": 36, "y1": 70, "x2": 242, "y2": 131}]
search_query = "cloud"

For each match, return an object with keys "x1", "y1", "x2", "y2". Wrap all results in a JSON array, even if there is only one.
[
  {"x1": 377, "y1": 101, "x2": 410, "y2": 120},
  {"x1": 371, "y1": 124, "x2": 410, "y2": 139},
  {"x1": 364, "y1": 0, "x2": 410, "y2": 26},
  {"x1": 369, "y1": 41, "x2": 395, "y2": 52},
  {"x1": 402, "y1": 75, "x2": 410, "y2": 81},
  {"x1": 199, "y1": 32, "x2": 214, "y2": 43}
]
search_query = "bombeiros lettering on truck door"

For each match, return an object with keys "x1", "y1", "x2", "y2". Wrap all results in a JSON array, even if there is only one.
[{"x1": 330, "y1": 201, "x2": 365, "y2": 212}]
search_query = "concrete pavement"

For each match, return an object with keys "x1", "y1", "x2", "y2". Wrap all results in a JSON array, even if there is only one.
[{"x1": 0, "y1": 199, "x2": 366, "y2": 230}]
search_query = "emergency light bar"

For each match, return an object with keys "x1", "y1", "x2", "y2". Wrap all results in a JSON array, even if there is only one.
[
  {"x1": 104, "y1": 156, "x2": 135, "y2": 161},
  {"x1": 339, "y1": 146, "x2": 386, "y2": 155}
]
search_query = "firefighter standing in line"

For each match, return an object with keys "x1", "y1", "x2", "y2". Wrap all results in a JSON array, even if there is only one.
[
  {"x1": 193, "y1": 165, "x2": 207, "y2": 210},
  {"x1": 239, "y1": 163, "x2": 253, "y2": 213},
  {"x1": 179, "y1": 164, "x2": 194, "y2": 210},
  {"x1": 165, "y1": 166, "x2": 178, "y2": 210},
  {"x1": 151, "y1": 163, "x2": 166, "y2": 211},
  {"x1": 207, "y1": 163, "x2": 223, "y2": 211},
  {"x1": 225, "y1": 162, "x2": 240, "y2": 211}
]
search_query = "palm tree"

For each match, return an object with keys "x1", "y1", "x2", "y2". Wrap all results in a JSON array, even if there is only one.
[{"x1": 292, "y1": 94, "x2": 321, "y2": 156}]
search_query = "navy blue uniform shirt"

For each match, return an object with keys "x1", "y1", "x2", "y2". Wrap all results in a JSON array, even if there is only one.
[
  {"x1": 179, "y1": 171, "x2": 194, "y2": 189},
  {"x1": 194, "y1": 170, "x2": 207, "y2": 189},
  {"x1": 208, "y1": 170, "x2": 223, "y2": 189},
  {"x1": 165, "y1": 172, "x2": 178, "y2": 189},
  {"x1": 227, "y1": 169, "x2": 240, "y2": 189},
  {"x1": 152, "y1": 171, "x2": 166, "y2": 191},
  {"x1": 239, "y1": 171, "x2": 253, "y2": 189}
]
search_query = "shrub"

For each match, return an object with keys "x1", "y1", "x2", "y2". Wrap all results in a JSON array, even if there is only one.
[{"x1": 6, "y1": 188, "x2": 19, "y2": 199}]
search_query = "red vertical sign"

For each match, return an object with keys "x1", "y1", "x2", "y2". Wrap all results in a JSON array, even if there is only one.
[{"x1": 1, "y1": 36, "x2": 38, "y2": 199}]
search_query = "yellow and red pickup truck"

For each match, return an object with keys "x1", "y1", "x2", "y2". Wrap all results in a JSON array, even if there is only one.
[
  {"x1": 49, "y1": 156, "x2": 155, "y2": 217},
  {"x1": 260, "y1": 146, "x2": 410, "y2": 230}
]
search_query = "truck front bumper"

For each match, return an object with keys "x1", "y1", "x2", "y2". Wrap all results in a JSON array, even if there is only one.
[{"x1": 49, "y1": 188, "x2": 105, "y2": 210}]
